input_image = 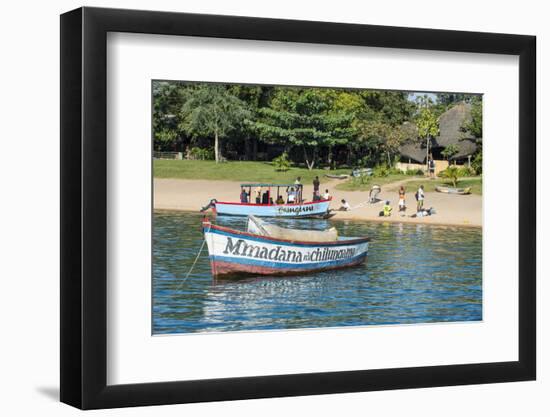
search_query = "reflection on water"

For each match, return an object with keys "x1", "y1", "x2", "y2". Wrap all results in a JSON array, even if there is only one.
[{"x1": 153, "y1": 212, "x2": 482, "y2": 334}]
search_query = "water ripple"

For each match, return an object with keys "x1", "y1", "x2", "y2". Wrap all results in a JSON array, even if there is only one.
[{"x1": 153, "y1": 212, "x2": 482, "y2": 334}]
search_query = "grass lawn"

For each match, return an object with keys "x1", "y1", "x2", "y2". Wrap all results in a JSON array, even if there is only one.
[
  {"x1": 154, "y1": 159, "x2": 350, "y2": 184},
  {"x1": 334, "y1": 174, "x2": 422, "y2": 191},
  {"x1": 388, "y1": 177, "x2": 483, "y2": 195}
]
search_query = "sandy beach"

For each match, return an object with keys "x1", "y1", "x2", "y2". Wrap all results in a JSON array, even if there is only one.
[{"x1": 154, "y1": 178, "x2": 482, "y2": 227}]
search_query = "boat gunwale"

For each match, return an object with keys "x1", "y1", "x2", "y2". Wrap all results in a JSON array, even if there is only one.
[
  {"x1": 210, "y1": 255, "x2": 368, "y2": 279},
  {"x1": 214, "y1": 198, "x2": 331, "y2": 207},
  {"x1": 435, "y1": 185, "x2": 472, "y2": 194},
  {"x1": 203, "y1": 222, "x2": 370, "y2": 246}
]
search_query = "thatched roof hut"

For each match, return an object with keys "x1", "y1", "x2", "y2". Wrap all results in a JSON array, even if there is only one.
[
  {"x1": 398, "y1": 121, "x2": 426, "y2": 163},
  {"x1": 398, "y1": 102, "x2": 479, "y2": 163}
]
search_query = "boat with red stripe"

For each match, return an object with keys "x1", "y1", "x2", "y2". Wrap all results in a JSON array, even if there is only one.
[
  {"x1": 203, "y1": 216, "x2": 369, "y2": 278},
  {"x1": 201, "y1": 183, "x2": 332, "y2": 218}
]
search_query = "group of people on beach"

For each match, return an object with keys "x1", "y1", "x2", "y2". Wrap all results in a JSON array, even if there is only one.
[
  {"x1": 378, "y1": 184, "x2": 435, "y2": 218},
  {"x1": 238, "y1": 176, "x2": 434, "y2": 219}
]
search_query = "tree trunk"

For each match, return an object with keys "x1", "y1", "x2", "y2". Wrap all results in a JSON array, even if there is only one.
[
  {"x1": 252, "y1": 138, "x2": 258, "y2": 160},
  {"x1": 426, "y1": 135, "x2": 430, "y2": 172},
  {"x1": 303, "y1": 146, "x2": 315, "y2": 170},
  {"x1": 327, "y1": 145, "x2": 333, "y2": 170},
  {"x1": 244, "y1": 139, "x2": 251, "y2": 160},
  {"x1": 214, "y1": 130, "x2": 220, "y2": 163}
]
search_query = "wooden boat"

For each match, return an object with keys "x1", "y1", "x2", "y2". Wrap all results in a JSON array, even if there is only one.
[
  {"x1": 203, "y1": 183, "x2": 331, "y2": 218},
  {"x1": 435, "y1": 186, "x2": 472, "y2": 195},
  {"x1": 351, "y1": 168, "x2": 373, "y2": 177},
  {"x1": 203, "y1": 216, "x2": 369, "y2": 278},
  {"x1": 324, "y1": 174, "x2": 349, "y2": 180}
]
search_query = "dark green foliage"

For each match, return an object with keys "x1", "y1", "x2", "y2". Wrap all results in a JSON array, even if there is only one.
[
  {"x1": 441, "y1": 144, "x2": 459, "y2": 161},
  {"x1": 272, "y1": 152, "x2": 291, "y2": 172},
  {"x1": 189, "y1": 147, "x2": 214, "y2": 160},
  {"x1": 471, "y1": 151, "x2": 483, "y2": 175},
  {"x1": 249, "y1": 88, "x2": 355, "y2": 169},
  {"x1": 152, "y1": 81, "x2": 481, "y2": 170},
  {"x1": 404, "y1": 168, "x2": 425, "y2": 176},
  {"x1": 178, "y1": 84, "x2": 250, "y2": 163},
  {"x1": 439, "y1": 165, "x2": 474, "y2": 187},
  {"x1": 464, "y1": 96, "x2": 483, "y2": 174}
]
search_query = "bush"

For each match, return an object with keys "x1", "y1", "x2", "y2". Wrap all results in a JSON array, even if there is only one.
[
  {"x1": 471, "y1": 152, "x2": 482, "y2": 174},
  {"x1": 405, "y1": 168, "x2": 424, "y2": 176},
  {"x1": 439, "y1": 165, "x2": 476, "y2": 187},
  {"x1": 388, "y1": 166, "x2": 402, "y2": 175},
  {"x1": 372, "y1": 164, "x2": 390, "y2": 178},
  {"x1": 350, "y1": 174, "x2": 370, "y2": 186},
  {"x1": 272, "y1": 152, "x2": 291, "y2": 172},
  {"x1": 372, "y1": 164, "x2": 401, "y2": 177},
  {"x1": 189, "y1": 147, "x2": 214, "y2": 160},
  {"x1": 457, "y1": 166, "x2": 475, "y2": 177}
]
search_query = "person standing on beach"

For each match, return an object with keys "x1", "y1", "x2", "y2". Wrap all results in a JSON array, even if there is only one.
[
  {"x1": 428, "y1": 156, "x2": 436, "y2": 179},
  {"x1": 294, "y1": 176, "x2": 302, "y2": 202},
  {"x1": 398, "y1": 186, "x2": 406, "y2": 215},
  {"x1": 312, "y1": 176, "x2": 320, "y2": 201},
  {"x1": 416, "y1": 185, "x2": 425, "y2": 212},
  {"x1": 323, "y1": 189, "x2": 331, "y2": 200}
]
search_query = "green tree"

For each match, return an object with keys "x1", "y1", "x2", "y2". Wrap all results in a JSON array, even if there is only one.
[
  {"x1": 416, "y1": 106, "x2": 439, "y2": 170},
  {"x1": 251, "y1": 88, "x2": 353, "y2": 170},
  {"x1": 178, "y1": 84, "x2": 250, "y2": 163},
  {"x1": 441, "y1": 144, "x2": 459, "y2": 163},
  {"x1": 463, "y1": 96, "x2": 482, "y2": 174},
  {"x1": 353, "y1": 91, "x2": 414, "y2": 167},
  {"x1": 152, "y1": 81, "x2": 182, "y2": 151},
  {"x1": 272, "y1": 152, "x2": 291, "y2": 172},
  {"x1": 440, "y1": 165, "x2": 461, "y2": 187},
  {"x1": 358, "y1": 121, "x2": 408, "y2": 167}
]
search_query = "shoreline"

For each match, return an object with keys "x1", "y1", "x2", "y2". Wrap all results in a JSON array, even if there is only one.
[
  {"x1": 154, "y1": 178, "x2": 482, "y2": 228},
  {"x1": 154, "y1": 207, "x2": 482, "y2": 229}
]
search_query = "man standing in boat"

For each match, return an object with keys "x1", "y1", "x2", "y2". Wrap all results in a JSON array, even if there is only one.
[
  {"x1": 294, "y1": 176, "x2": 303, "y2": 203},
  {"x1": 313, "y1": 176, "x2": 320, "y2": 201},
  {"x1": 240, "y1": 187, "x2": 249, "y2": 203},
  {"x1": 254, "y1": 186, "x2": 262, "y2": 204}
]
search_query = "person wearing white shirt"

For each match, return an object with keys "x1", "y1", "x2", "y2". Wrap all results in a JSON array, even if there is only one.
[
  {"x1": 339, "y1": 199, "x2": 350, "y2": 211},
  {"x1": 416, "y1": 185, "x2": 425, "y2": 212}
]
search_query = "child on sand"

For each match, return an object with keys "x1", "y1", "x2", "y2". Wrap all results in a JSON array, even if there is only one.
[
  {"x1": 382, "y1": 201, "x2": 392, "y2": 217},
  {"x1": 398, "y1": 186, "x2": 406, "y2": 215}
]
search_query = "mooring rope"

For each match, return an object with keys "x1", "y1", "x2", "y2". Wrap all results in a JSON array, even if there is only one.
[
  {"x1": 349, "y1": 199, "x2": 384, "y2": 211},
  {"x1": 175, "y1": 223, "x2": 211, "y2": 291}
]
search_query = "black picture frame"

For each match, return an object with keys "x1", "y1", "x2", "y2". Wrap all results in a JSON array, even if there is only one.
[{"x1": 60, "y1": 6, "x2": 536, "y2": 410}]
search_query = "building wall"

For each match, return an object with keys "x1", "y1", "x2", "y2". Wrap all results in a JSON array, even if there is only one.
[{"x1": 396, "y1": 160, "x2": 449, "y2": 175}]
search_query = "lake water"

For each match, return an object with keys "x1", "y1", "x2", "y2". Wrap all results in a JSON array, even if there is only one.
[{"x1": 153, "y1": 212, "x2": 482, "y2": 334}]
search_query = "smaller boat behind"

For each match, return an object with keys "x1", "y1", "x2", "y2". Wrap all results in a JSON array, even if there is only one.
[
  {"x1": 324, "y1": 174, "x2": 349, "y2": 180},
  {"x1": 202, "y1": 183, "x2": 332, "y2": 218},
  {"x1": 435, "y1": 186, "x2": 472, "y2": 195},
  {"x1": 203, "y1": 216, "x2": 369, "y2": 278}
]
